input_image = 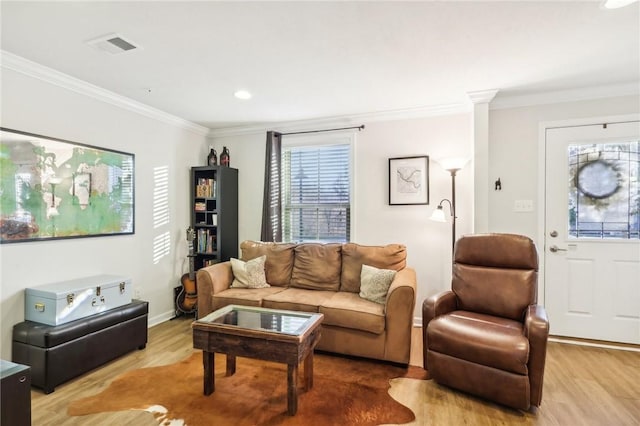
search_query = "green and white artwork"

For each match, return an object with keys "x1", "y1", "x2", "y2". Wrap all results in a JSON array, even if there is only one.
[{"x1": 0, "y1": 128, "x2": 134, "y2": 243}]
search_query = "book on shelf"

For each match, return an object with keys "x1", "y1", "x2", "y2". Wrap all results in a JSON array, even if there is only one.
[
  {"x1": 194, "y1": 202, "x2": 206, "y2": 211},
  {"x1": 206, "y1": 234, "x2": 214, "y2": 253},
  {"x1": 197, "y1": 228, "x2": 217, "y2": 253},
  {"x1": 195, "y1": 178, "x2": 216, "y2": 198}
]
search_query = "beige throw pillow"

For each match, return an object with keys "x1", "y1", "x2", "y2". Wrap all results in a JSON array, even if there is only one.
[
  {"x1": 359, "y1": 264, "x2": 396, "y2": 304},
  {"x1": 340, "y1": 243, "x2": 406, "y2": 293},
  {"x1": 230, "y1": 255, "x2": 269, "y2": 289}
]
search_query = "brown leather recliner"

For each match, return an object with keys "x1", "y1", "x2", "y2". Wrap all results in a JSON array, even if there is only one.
[{"x1": 422, "y1": 233, "x2": 549, "y2": 411}]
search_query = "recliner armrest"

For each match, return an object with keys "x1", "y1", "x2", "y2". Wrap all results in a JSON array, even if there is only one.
[
  {"x1": 525, "y1": 304, "x2": 549, "y2": 407},
  {"x1": 196, "y1": 261, "x2": 233, "y2": 318},
  {"x1": 524, "y1": 304, "x2": 548, "y2": 340},
  {"x1": 423, "y1": 291, "x2": 457, "y2": 325},
  {"x1": 422, "y1": 291, "x2": 457, "y2": 370}
]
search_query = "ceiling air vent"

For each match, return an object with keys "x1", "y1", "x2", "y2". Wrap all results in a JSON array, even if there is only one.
[{"x1": 86, "y1": 33, "x2": 141, "y2": 55}]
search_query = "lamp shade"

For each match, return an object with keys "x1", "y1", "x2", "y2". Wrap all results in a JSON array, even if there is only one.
[
  {"x1": 430, "y1": 206, "x2": 447, "y2": 222},
  {"x1": 438, "y1": 157, "x2": 468, "y2": 172}
]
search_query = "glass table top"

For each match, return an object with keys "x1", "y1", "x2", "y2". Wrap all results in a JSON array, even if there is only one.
[
  {"x1": 196, "y1": 305, "x2": 322, "y2": 336},
  {"x1": 0, "y1": 359, "x2": 29, "y2": 379}
]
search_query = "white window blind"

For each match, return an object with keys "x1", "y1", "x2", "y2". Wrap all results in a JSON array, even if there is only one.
[{"x1": 282, "y1": 143, "x2": 351, "y2": 243}]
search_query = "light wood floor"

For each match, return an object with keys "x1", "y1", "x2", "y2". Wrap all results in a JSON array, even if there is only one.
[{"x1": 30, "y1": 318, "x2": 640, "y2": 425}]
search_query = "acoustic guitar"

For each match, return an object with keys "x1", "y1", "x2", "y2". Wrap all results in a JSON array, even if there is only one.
[{"x1": 176, "y1": 227, "x2": 198, "y2": 314}]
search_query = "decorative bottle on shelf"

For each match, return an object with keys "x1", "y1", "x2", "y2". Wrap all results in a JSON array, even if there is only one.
[
  {"x1": 207, "y1": 148, "x2": 217, "y2": 166},
  {"x1": 220, "y1": 147, "x2": 230, "y2": 167}
]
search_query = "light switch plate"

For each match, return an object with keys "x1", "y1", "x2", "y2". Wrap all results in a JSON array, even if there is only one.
[{"x1": 514, "y1": 199, "x2": 534, "y2": 212}]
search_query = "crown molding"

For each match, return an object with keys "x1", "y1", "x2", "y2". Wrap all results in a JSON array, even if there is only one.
[
  {"x1": 7, "y1": 49, "x2": 634, "y2": 138},
  {"x1": 491, "y1": 82, "x2": 640, "y2": 110},
  {"x1": 467, "y1": 89, "x2": 499, "y2": 104},
  {"x1": 211, "y1": 81, "x2": 639, "y2": 138},
  {"x1": 209, "y1": 102, "x2": 470, "y2": 138},
  {"x1": 1, "y1": 50, "x2": 210, "y2": 136}
]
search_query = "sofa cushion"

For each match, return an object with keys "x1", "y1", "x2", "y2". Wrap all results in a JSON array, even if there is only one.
[
  {"x1": 211, "y1": 287, "x2": 286, "y2": 311},
  {"x1": 359, "y1": 264, "x2": 396, "y2": 304},
  {"x1": 262, "y1": 288, "x2": 336, "y2": 313},
  {"x1": 230, "y1": 256, "x2": 269, "y2": 289},
  {"x1": 290, "y1": 243, "x2": 342, "y2": 291},
  {"x1": 319, "y1": 292, "x2": 385, "y2": 334},
  {"x1": 340, "y1": 243, "x2": 407, "y2": 293},
  {"x1": 240, "y1": 241, "x2": 296, "y2": 287}
]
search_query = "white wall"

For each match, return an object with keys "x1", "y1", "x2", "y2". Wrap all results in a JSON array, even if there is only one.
[
  {"x1": 3, "y1": 58, "x2": 634, "y2": 360},
  {"x1": 211, "y1": 94, "x2": 640, "y2": 325},
  {"x1": 211, "y1": 113, "x2": 473, "y2": 323},
  {"x1": 488, "y1": 94, "x2": 640, "y2": 307},
  {"x1": 0, "y1": 67, "x2": 208, "y2": 359},
  {"x1": 488, "y1": 94, "x2": 640, "y2": 246}
]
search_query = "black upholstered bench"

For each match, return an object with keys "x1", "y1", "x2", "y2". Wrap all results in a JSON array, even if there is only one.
[{"x1": 12, "y1": 299, "x2": 148, "y2": 393}]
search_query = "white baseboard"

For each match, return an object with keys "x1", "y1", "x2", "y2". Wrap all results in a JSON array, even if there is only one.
[
  {"x1": 549, "y1": 336, "x2": 640, "y2": 352},
  {"x1": 148, "y1": 310, "x2": 176, "y2": 328}
]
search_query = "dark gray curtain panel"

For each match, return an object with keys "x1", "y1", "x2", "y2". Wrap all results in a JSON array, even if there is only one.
[{"x1": 260, "y1": 131, "x2": 282, "y2": 242}]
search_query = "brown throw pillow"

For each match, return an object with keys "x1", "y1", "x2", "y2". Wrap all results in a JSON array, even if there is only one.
[
  {"x1": 290, "y1": 243, "x2": 342, "y2": 291},
  {"x1": 240, "y1": 241, "x2": 296, "y2": 287}
]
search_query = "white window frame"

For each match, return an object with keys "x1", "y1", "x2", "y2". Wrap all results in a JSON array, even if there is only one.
[{"x1": 281, "y1": 131, "x2": 355, "y2": 243}]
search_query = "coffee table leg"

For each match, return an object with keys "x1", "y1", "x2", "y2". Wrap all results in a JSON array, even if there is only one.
[
  {"x1": 287, "y1": 363, "x2": 298, "y2": 415},
  {"x1": 203, "y1": 351, "x2": 215, "y2": 395},
  {"x1": 303, "y1": 351, "x2": 313, "y2": 391},
  {"x1": 226, "y1": 354, "x2": 236, "y2": 376}
]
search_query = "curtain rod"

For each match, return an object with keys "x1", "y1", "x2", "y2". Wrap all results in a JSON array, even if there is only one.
[{"x1": 279, "y1": 124, "x2": 365, "y2": 136}]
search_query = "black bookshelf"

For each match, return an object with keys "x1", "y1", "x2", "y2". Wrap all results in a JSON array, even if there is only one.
[{"x1": 190, "y1": 166, "x2": 238, "y2": 270}]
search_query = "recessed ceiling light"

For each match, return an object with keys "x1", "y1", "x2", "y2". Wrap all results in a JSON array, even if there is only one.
[
  {"x1": 234, "y1": 90, "x2": 252, "y2": 100},
  {"x1": 601, "y1": 0, "x2": 638, "y2": 9}
]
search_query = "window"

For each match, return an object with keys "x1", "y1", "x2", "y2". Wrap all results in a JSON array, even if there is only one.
[
  {"x1": 568, "y1": 140, "x2": 639, "y2": 239},
  {"x1": 281, "y1": 136, "x2": 352, "y2": 243}
]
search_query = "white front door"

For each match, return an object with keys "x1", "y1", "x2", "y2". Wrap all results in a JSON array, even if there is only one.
[{"x1": 545, "y1": 120, "x2": 640, "y2": 344}]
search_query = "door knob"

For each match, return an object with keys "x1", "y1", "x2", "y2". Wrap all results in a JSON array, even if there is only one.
[
  {"x1": 549, "y1": 245, "x2": 567, "y2": 253},
  {"x1": 549, "y1": 230, "x2": 558, "y2": 238}
]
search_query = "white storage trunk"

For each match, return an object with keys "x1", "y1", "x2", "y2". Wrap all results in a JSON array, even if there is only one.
[{"x1": 25, "y1": 274, "x2": 132, "y2": 326}]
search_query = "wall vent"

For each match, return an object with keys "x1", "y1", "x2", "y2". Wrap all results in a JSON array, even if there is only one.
[{"x1": 86, "y1": 33, "x2": 141, "y2": 55}]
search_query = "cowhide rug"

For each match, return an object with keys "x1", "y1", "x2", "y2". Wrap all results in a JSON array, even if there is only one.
[{"x1": 68, "y1": 351, "x2": 427, "y2": 426}]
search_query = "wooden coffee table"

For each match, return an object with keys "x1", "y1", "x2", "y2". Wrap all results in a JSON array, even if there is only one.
[{"x1": 192, "y1": 305, "x2": 323, "y2": 416}]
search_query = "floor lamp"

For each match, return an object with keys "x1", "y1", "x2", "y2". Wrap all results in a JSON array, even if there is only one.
[{"x1": 429, "y1": 158, "x2": 467, "y2": 254}]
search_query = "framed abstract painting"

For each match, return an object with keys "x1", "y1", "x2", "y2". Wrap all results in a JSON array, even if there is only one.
[{"x1": 0, "y1": 128, "x2": 135, "y2": 243}]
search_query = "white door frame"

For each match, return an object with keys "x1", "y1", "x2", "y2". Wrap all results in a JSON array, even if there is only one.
[{"x1": 536, "y1": 113, "x2": 640, "y2": 308}]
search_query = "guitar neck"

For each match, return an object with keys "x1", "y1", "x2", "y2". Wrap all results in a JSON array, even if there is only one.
[{"x1": 188, "y1": 240, "x2": 195, "y2": 280}]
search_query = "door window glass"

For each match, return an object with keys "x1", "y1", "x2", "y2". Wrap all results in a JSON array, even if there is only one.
[{"x1": 568, "y1": 141, "x2": 639, "y2": 239}]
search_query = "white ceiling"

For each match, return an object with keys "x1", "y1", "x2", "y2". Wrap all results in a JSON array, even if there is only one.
[{"x1": 1, "y1": 1, "x2": 638, "y2": 130}]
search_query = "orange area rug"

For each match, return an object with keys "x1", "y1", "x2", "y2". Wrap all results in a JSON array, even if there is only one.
[{"x1": 68, "y1": 351, "x2": 426, "y2": 426}]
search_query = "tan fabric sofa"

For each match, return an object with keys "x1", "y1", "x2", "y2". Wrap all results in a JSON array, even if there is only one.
[{"x1": 196, "y1": 241, "x2": 417, "y2": 364}]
